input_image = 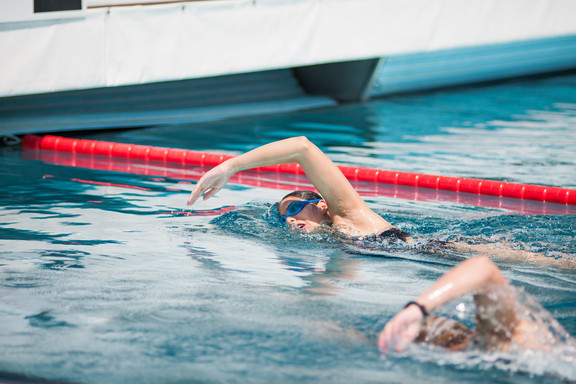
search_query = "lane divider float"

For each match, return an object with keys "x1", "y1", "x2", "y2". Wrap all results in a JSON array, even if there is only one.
[{"x1": 22, "y1": 134, "x2": 576, "y2": 206}]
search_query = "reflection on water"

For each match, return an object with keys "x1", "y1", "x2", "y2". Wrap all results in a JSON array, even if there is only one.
[{"x1": 0, "y1": 72, "x2": 575, "y2": 383}]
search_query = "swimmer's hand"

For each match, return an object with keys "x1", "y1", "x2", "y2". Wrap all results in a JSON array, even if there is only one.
[
  {"x1": 187, "y1": 163, "x2": 233, "y2": 206},
  {"x1": 378, "y1": 305, "x2": 423, "y2": 354}
]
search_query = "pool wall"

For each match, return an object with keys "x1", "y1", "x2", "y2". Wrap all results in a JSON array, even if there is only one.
[{"x1": 1, "y1": 0, "x2": 576, "y2": 134}]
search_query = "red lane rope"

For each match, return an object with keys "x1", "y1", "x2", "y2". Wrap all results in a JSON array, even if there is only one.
[{"x1": 22, "y1": 134, "x2": 576, "y2": 206}]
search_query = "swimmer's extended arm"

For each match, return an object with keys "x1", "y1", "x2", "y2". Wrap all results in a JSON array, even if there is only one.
[
  {"x1": 378, "y1": 255, "x2": 509, "y2": 353},
  {"x1": 451, "y1": 242, "x2": 576, "y2": 269},
  {"x1": 187, "y1": 136, "x2": 390, "y2": 232}
]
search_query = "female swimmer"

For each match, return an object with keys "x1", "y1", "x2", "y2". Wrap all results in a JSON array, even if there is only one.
[
  {"x1": 187, "y1": 136, "x2": 403, "y2": 238},
  {"x1": 187, "y1": 136, "x2": 574, "y2": 267}
]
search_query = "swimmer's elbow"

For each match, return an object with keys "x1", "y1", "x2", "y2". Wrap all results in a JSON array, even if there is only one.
[
  {"x1": 292, "y1": 136, "x2": 313, "y2": 150},
  {"x1": 474, "y1": 255, "x2": 507, "y2": 285},
  {"x1": 290, "y1": 136, "x2": 318, "y2": 158}
]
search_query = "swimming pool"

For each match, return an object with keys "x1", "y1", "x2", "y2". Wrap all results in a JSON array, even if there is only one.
[{"x1": 1, "y1": 72, "x2": 575, "y2": 383}]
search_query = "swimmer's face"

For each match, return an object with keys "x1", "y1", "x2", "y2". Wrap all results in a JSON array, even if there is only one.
[{"x1": 278, "y1": 197, "x2": 331, "y2": 233}]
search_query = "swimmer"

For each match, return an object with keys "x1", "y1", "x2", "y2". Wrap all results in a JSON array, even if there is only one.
[
  {"x1": 378, "y1": 255, "x2": 573, "y2": 353},
  {"x1": 188, "y1": 136, "x2": 401, "y2": 238},
  {"x1": 187, "y1": 136, "x2": 574, "y2": 267}
]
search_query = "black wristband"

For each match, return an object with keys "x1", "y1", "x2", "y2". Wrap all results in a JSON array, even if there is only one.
[{"x1": 404, "y1": 301, "x2": 429, "y2": 318}]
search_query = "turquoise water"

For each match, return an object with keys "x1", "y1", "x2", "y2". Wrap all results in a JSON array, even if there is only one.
[{"x1": 1, "y1": 72, "x2": 576, "y2": 383}]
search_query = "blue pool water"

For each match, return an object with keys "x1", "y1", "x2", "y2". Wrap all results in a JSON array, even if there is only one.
[{"x1": 1, "y1": 72, "x2": 576, "y2": 383}]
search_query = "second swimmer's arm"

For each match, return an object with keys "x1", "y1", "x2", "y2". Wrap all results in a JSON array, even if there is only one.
[
  {"x1": 451, "y1": 242, "x2": 576, "y2": 269},
  {"x1": 378, "y1": 256, "x2": 510, "y2": 353}
]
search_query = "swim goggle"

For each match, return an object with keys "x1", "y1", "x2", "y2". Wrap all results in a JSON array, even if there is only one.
[{"x1": 280, "y1": 199, "x2": 322, "y2": 223}]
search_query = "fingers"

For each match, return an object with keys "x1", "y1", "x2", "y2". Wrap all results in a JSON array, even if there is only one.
[
  {"x1": 186, "y1": 187, "x2": 203, "y2": 206},
  {"x1": 203, "y1": 187, "x2": 220, "y2": 201},
  {"x1": 394, "y1": 335, "x2": 412, "y2": 353},
  {"x1": 186, "y1": 180, "x2": 222, "y2": 206},
  {"x1": 377, "y1": 330, "x2": 390, "y2": 354},
  {"x1": 187, "y1": 183, "x2": 210, "y2": 206},
  {"x1": 379, "y1": 326, "x2": 411, "y2": 354},
  {"x1": 186, "y1": 165, "x2": 231, "y2": 206},
  {"x1": 378, "y1": 309, "x2": 422, "y2": 354},
  {"x1": 378, "y1": 322, "x2": 396, "y2": 354},
  {"x1": 186, "y1": 193, "x2": 197, "y2": 206}
]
